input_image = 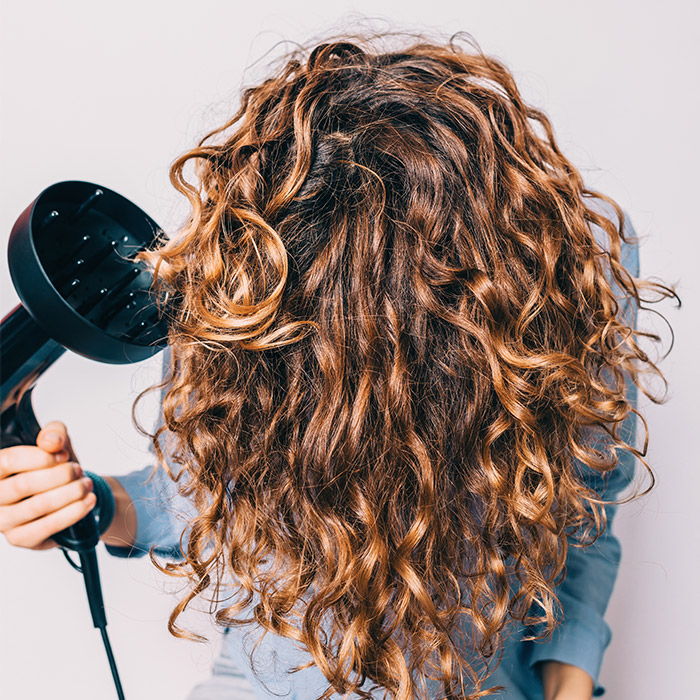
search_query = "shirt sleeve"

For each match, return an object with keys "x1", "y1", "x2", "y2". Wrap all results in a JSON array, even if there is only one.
[
  {"x1": 522, "y1": 204, "x2": 641, "y2": 697},
  {"x1": 104, "y1": 344, "x2": 197, "y2": 560}
]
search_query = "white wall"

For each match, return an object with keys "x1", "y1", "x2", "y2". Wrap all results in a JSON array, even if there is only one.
[{"x1": 1, "y1": 2, "x2": 697, "y2": 698}]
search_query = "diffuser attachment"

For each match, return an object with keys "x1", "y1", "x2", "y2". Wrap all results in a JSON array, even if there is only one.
[{"x1": 7, "y1": 180, "x2": 169, "y2": 365}]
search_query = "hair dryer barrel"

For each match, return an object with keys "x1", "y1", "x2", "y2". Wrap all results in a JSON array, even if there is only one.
[{"x1": 0, "y1": 305, "x2": 65, "y2": 445}]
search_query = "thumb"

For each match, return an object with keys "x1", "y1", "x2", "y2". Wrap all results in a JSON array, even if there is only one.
[{"x1": 37, "y1": 421, "x2": 77, "y2": 461}]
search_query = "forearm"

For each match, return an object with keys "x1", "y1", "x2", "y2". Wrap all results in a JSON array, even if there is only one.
[
  {"x1": 540, "y1": 660, "x2": 594, "y2": 700},
  {"x1": 101, "y1": 476, "x2": 137, "y2": 549}
]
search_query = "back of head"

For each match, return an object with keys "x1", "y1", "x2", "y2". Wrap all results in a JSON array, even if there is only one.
[{"x1": 135, "y1": 29, "x2": 675, "y2": 699}]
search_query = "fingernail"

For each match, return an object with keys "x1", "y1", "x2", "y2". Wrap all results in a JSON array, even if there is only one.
[
  {"x1": 54, "y1": 450, "x2": 70, "y2": 463},
  {"x1": 81, "y1": 476, "x2": 93, "y2": 491},
  {"x1": 73, "y1": 464, "x2": 84, "y2": 479},
  {"x1": 44, "y1": 432, "x2": 61, "y2": 444}
]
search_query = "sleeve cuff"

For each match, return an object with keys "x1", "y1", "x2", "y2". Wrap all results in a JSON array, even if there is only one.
[
  {"x1": 103, "y1": 464, "x2": 187, "y2": 560},
  {"x1": 525, "y1": 596, "x2": 612, "y2": 697}
]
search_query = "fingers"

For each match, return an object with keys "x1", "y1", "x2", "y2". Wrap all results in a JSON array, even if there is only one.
[
  {"x1": 0, "y1": 474, "x2": 94, "y2": 532},
  {"x1": 0, "y1": 445, "x2": 70, "y2": 479},
  {"x1": 36, "y1": 421, "x2": 68, "y2": 452},
  {"x1": 0, "y1": 420, "x2": 88, "y2": 550},
  {"x1": 0, "y1": 461, "x2": 81, "y2": 506},
  {"x1": 36, "y1": 421, "x2": 78, "y2": 462},
  {"x1": 27, "y1": 538, "x2": 60, "y2": 551},
  {"x1": 2, "y1": 490, "x2": 97, "y2": 549}
]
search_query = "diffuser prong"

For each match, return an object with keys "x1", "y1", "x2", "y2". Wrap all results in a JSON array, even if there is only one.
[
  {"x1": 70, "y1": 189, "x2": 104, "y2": 222},
  {"x1": 41, "y1": 210, "x2": 60, "y2": 230},
  {"x1": 53, "y1": 234, "x2": 91, "y2": 270},
  {"x1": 97, "y1": 268, "x2": 143, "y2": 327},
  {"x1": 123, "y1": 308, "x2": 163, "y2": 342},
  {"x1": 76, "y1": 287, "x2": 109, "y2": 316},
  {"x1": 52, "y1": 240, "x2": 118, "y2": 290}
]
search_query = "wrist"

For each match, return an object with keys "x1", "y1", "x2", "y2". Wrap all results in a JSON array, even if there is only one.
[
  {"x1": 540, "y1": 660, "x2": 594, "y2": 700},
  {"x1": 100, "y1": 476, "x2": 137, "y2": 549}
]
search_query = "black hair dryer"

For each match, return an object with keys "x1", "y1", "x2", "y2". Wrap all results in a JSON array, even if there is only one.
[{"x1": 1, "y1": 181, "x2": 170, "y2": 699}]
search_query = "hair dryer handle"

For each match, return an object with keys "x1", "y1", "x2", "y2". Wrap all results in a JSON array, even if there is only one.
[
  {"x1": 0, "y1": 385, "x2": 42, "y2": 449},
  {"x1": 1, "y1": 387, "x2": 103, "y2": 551}
]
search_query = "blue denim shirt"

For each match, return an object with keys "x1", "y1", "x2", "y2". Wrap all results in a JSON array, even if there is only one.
[{"x1": 106, "y1": 200, "x2": 640, "y2": 698}]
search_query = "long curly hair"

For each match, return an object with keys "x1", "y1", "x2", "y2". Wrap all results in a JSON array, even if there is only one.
[{"x1": 133, "y1": 28, "x2": 678, "y2": 699}]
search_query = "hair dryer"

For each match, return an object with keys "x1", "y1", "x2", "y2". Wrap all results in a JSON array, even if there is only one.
[{"x1": 1, "y1": 180, "x2": 170, "y2": 699}]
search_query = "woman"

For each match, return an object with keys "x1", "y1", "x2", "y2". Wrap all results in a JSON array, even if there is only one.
[{"x1": 0, "y1": 29, "x2": 676, "y2": 699}]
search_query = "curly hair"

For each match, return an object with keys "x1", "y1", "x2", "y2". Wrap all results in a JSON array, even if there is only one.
[{"x1": 133, "y1": 28, "x2": 678, "y2": 699}]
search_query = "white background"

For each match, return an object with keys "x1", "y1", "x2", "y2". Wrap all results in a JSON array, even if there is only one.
[{"x1": 1, "y1": 1, "x2": 697, "y2": 698}]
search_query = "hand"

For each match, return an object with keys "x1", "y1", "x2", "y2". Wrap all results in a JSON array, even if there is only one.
[
  {"x1": 540, "y1": 660, "x2": 594, "y2": 700},
  {"x1": 0, "y1": 421, "x2": 97, "y2": 550}
]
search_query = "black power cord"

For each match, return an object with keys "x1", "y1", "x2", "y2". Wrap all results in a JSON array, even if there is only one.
[
  {"x1": 100, "y1": 626, "x2": 126, "y2": 700},
  {"x1": 58, "y1": 472, "x2": 125, "y2": 699}
]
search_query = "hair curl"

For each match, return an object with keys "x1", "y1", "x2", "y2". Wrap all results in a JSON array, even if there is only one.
[{"x1": 133, "y1": 28, "x2": 678, "y2": 699}]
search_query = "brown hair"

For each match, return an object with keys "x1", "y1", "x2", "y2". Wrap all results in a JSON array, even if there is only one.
[{"x1": 134, "y1": 28, "x2": 678, "y2": 699}]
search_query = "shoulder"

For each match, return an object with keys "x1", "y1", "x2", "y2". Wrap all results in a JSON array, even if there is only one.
[{"x1": 583, "y1": 195, "x2": 640, "y2": 280}]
